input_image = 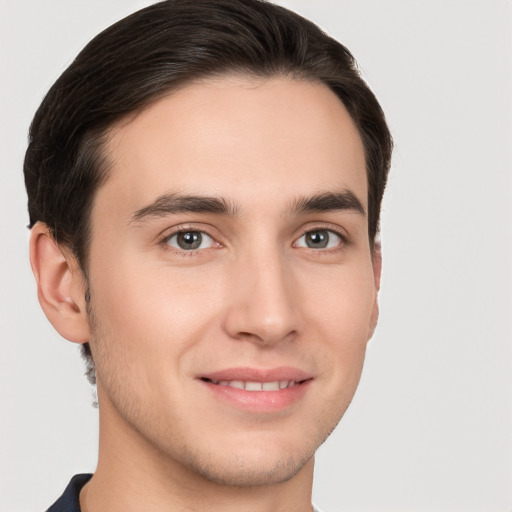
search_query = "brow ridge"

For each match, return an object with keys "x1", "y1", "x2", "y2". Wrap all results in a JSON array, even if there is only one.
[
  {"x1": 291, "y1": 190, "x2": 365, "y2": 216},
  {"x1": 130, "y1": 189, "x2": 365, "y2": 225},
  {"x1": 130, "y1": 194, "x2": 237, "y2": 223}
]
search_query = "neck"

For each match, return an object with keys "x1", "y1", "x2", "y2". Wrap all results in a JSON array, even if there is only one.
[{"x1": 80, "y1": 388, "x2": 315, "y2": 512}]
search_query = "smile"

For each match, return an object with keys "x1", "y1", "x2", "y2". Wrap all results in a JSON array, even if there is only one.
[
  {"x1": 198, "y1": 367, "x2": 313, "y2": 412},
  {"x1": 201, "y1": 379, "x2": 301, "y2": 391}
]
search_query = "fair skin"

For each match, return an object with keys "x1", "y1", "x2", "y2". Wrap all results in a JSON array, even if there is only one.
[{"x1": 30, "y1": 76, "x2": 381, "y2": 512}]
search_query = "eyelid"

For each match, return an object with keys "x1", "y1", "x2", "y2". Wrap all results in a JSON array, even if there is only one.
[
  {"x1": 167, "y1": 231, "x2": 215, "y2": 250},
  {"x1": 158, "y1": 222, "x2": 216, "y2": 240},
  {"x1": 156, "y1": 222, "x2": 348, "y2": 254},
  {"x1": 293, "y1": 224, "x2": 348, "y2": 250},
  {"x1": 159, "y1": 224, "x2": 222, "y2": 253}
]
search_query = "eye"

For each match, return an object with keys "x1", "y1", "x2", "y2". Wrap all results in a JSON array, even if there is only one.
[
  {"x1": 295, "y1": 229, "x2": 343, "y2": 249},
  {"x1": 165, "y1": 230, "x2": 215, "y2": 251}
]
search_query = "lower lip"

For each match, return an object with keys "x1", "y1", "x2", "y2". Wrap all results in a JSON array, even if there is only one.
[{"x1": 199, "y1": 380, "x2": 312, "y2": 412}]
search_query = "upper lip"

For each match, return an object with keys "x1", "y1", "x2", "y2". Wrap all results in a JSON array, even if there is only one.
[{"x1": 198, "y1": 366, "x2": 313, "y2": 383}]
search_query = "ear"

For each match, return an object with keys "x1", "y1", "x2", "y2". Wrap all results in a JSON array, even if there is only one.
[
  {"x1": 29, "y1": 222, "x2": 90, "y2": 344},
  {"x1": 367, "y1": 241, "x2": 382, "y2": 340}
]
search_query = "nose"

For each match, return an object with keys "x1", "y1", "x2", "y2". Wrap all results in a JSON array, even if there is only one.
[{"x1": 222, "y1": 249, "x2": 301, "y2": 346}]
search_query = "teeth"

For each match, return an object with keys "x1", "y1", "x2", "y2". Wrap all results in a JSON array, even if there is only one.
[
  {"x1": 262, "y1": 381, "x2": 280, "y2": 391},
  {"x1": 244, "y1": 381, "x2": 262, "y2": 391},
  {"x1": 210, "y1": 379, "x2": 297, "y2": 391}
]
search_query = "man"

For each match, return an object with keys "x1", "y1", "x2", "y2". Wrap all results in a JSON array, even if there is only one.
[{"x1": 25, "y1": 0, "x2": 392, "y2": 510}]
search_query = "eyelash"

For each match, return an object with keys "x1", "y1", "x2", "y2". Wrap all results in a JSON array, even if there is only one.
[
  {"x1": 159, "y1": 225, "x2": 219, "y2": 257},
  {"x1": 158, "y1": 224, "x2": 348, "y2": 256},
  {"x1": 294, "y1": 225, "x2": 348, "y2": 253}
]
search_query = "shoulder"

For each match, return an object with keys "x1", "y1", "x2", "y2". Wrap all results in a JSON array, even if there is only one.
[{"x1": 45, "y1": 474, "x2": 92, "y2": 512}]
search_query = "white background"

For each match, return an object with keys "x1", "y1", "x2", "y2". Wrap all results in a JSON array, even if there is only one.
[{"x1": 1, "y1": 1, "x2": 510, "y2": 511}]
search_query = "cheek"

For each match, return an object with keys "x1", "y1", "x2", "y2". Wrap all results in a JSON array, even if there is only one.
[
  {"x1": 88, "y1": 259, "x2": 223, "y2": 361},
  {"x1": 302, "y1": 264, "x2": 375, "y2": 382},
  {"x1": 304, "y1": 263, "x2": 376, "y2": 337}
]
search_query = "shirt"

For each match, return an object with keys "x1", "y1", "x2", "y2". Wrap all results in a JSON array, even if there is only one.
[{"x1": 46, "y1": 474, "x2": 92, "y2": 512}]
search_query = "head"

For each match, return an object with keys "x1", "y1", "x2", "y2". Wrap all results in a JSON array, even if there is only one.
[{"x1": 26, "y1": 0, "x2": 392, "y2": 488}]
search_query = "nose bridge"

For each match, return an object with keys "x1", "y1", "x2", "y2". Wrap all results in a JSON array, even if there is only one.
[{"x1": 223, "y1": 240, "x2": 299, "y2": 345}]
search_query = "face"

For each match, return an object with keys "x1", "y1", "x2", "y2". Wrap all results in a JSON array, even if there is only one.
[{"x1": 85, "y1": 76, "x2": 379, "y2": 486}]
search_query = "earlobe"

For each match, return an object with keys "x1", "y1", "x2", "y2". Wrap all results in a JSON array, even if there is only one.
[
  {"x1": 367, "y1": 242, "x2": 382, "y2": 341},
  {"x1": 29, "y1": 222, "x2": 90, "y2": 344}
]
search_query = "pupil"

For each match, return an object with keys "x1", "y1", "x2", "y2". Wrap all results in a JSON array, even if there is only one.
[
  {"x1": 306, "y1": 230, "x2": 328, "y2": 248},
  {"x1": 177, "y1": 231, "x2": 202, "y2": 250}
]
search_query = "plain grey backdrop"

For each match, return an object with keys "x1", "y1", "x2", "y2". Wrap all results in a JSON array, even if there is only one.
[{"x1": 1, "y1": 1, "x2": 511, "y2": 511}]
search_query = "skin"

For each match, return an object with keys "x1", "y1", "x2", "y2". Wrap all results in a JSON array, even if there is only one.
[{"x1": 30, "y1": 76, "x2": 381, "y2": 512}]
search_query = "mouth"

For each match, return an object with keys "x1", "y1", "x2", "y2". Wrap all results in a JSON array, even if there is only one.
[
  {"x1": 200, "y1": 378, "x2": 307, "y2": 391},
  {"x1": 197, "y1": 367, "x2": 313, "y2": 411}
]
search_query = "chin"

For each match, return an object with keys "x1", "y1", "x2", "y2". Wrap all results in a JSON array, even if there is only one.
[
  {"x1": 168, "y1": 420, "x2": 326, "y2": 487},
  {"x1": 186, "y1": 451, "x2": 313, "y2": 487}
]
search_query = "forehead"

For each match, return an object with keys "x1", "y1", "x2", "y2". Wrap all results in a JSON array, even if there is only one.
[{"x1": 98, "y1": 76, "x2": 367, "y2": 217}]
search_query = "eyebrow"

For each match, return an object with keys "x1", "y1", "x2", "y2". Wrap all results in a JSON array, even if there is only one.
[
  {"x1": 129, "y1": 189, "x2": 365, "y2": 224},
  {"x1": 290, "y1": 190, "x2": 365, "y2": 216},
  {"x1": 130, "y1": 194, "x2": 238, "y2": 223}
]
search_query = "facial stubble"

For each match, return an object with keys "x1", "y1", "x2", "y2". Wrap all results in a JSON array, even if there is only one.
[{"x1": 83, "y1": 283, "x2": 348, "y2": 488}]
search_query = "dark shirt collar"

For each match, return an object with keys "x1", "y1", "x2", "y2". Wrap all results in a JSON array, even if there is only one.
[{"x1": 46, "y1": 474, "x2": 92, "y2": 512}]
